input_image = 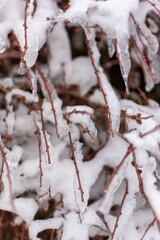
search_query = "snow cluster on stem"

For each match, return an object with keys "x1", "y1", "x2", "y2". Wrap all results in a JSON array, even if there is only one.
[{"x1": 0, "y1": 0, "x2": 160, "y2": 239}]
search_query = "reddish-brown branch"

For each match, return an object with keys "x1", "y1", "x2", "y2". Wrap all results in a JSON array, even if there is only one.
[
  {"x1": 123, "y1": 118, "x2": 160, "y2": 233},
  {"x1": 111, "y1": 181, "x2": 128, "y2": 240},
  {"x1": 49, "y1": 185, "x2": 51, "y2": 198},
  {"x1": 68, "y1": 129, "x2": 84, "y2": 202},
  {"x1": 24, "y1": 0, "x2": 29, "y2": 55},
  {"x1": 76, "y1": 25, "x2": 97, "y2": 32},
  {"x1": 115, "y1": 38, "x2": 125, "y2": 76},
  {"x1": 130, "y1": 14, "x2": 154, "y2": 49},
  {"x1": 139, "y1": 125, "x2": 160, "y2": 138},
  {"x1": 141, "y1": 187, "x2": 160, "y2": 231},
  {"x1": 131, "y1": 150, "x2": 160, "y2": 231},
  {"x1": 0, "y1": 154, "x2": 5, "y2": 193},
  {"x1": 102, "y1": 145, "x2": 133, "y2": 195},
  {"x1": 77, "y1": 123, "x2": 98, "y2": 144},
  {"x1": 11, "y1": 31, "x2": 33, "y2": 90},
  {"x1": 131, "y1": 77, "x2": 149, "y2": 105},
  {"x1": 145, "y1": 0, "x2": 160, "y2": 15},
  {"x1": 32, "y1": 0, "x2": 37, "y2": 17},
  {"x1": 94, "y1": 225, "x2": 110, "y2": 234},
  {"x1": 38, "y1": 132, "x2": 43, "y2": 187},
  {"x1": 140, "y1": 217, "x2": 155, "y2": 240},
  {"x1": 67, "y1": 109, "x2": 94, "y2": 118},
  {"x1": 39, "y1": 101, "x2": 51, "y2": 164},
  {"x1": 0, "y1": 145, "x2": 15, "y2": 211},
  {"x1": 131, "y1": 36, "x2": 156, "y2": 83},
  {"x1": 85, "y1": 37, "x2": 114, "y2": 137},
  {"x1": 0, "y1": 50, "x2": 20, "y2": 59},
  {"x1": 50, "y1": 230, "x2": 54, "y2": 240},
  {"x1": 35, "y1": 63, "x2": 60, "y2": 138},
  {"x1": 121, "y1": 110, "x2": 153, "y2": 125},
  {"x1": 34, "y1": 121, "x2": 43, "y2": 187}
]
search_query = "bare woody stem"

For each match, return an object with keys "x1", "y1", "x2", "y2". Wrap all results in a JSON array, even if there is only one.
[
  {"x1": 131, "y1": 77, "x2": 149, "y2": 105},
  {"x1": 0, "y1": 159, "x2": 4, "y2": 193},
  {"x1": 131, "y1": 150, "x2": 160, "y2": 231},
  {"x1": 139, "y1": 125, "x2": 160, "y2": 138},
  {"x1": 11, "y1": 31, "x2": 33, "y2": 90},
  {"x1": 24, "y1": 0, "x2": 29, "y2": 55},
  {"x1": 102, "y1": 145, "x2": 133, "y2": 194},
  {"x1": 34, "y1": 121, "x2": 43, "y2": 187},
  {"x1": 35, "y1": 63, "x2": 60, "y2": 138},
  {"x1": 145, "y1": 0, "x2": 160, "y2": 15},
  {"x1": 0, "y1": 145, "x2": 15, "y2": 211},
  {"x1": 32, "y1": 0, "x2": 37, "y2": 17},
  {"x1": 131, "y1": 36, "x2": 156, "y2": 83},
  {"x1": 115, "y1": 38, "x2": 125, "y2": 76},
  {"x1": 68, "y1": 127, "x2": 84, "y2": 202},
  {"x1": 140, "y1": 217, "x2": 155, "y2": 240},
  {"x1": 85, "y1": 37, "x2": 114, "y2": 137},
  {"x1": 39, "y1": 100, "x2": 51, "y2": 164},
  {"x1": 111, "y1": 181, "x2": 128, "y2": 240}
]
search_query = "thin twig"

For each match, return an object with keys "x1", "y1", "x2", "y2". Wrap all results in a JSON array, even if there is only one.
[
  {"x1": 0, "y1": 145, "x2": 15, "y2": 211},
  {"x1": 34, "y1": 120, "x2": 43, "y2": 187},
  {"x1": 139, "y1": 125, "x2": 160, "y2": 138},
  {"x1": 131, "y1": 77, "x2": 149, "y2": 105},
  {"x1": 140, "y1": 218, "x2": 156, "y2": 240},
  {"x1": 67, "y1": 109, "x2": 94, "y2": 118},
  {"x1": 32, "y1": 0, "x2": 37, "y2": 16},
  {"x1": 68, "y1": 127, "x2": 84, "y2": 202},
  {"x1": 11, "y1": 31, "x2": 33, "y2": 90},
  {"x1": 24, "y1": 0, "x2": 29, "y2": 55},
  {"x1": 130, "y1": 14, "x2": 154, "y2": 50},
  {"x1": 131, "y1": 36, "x2": 156, "y2": 83},
  {"x1": 111, "y1": 181, "x2": 128, "y2": 240},
  {"x1": 115, "y1": 38, "x2": 124, "y2": 76},
  {"x1": 39, "y1": 100, "x2": 51, "y2": 164},
  {"x1": 77, "y1": 123, "x2": 98, "y2": 144},
  {"x1": 94, "y1": 224, "x2": 110, "y2": 234},
  {"x1": 102, "y1": 145, "x2": 133, "y2": 195},
  {"x1": 145, "y1": 0, "x2": 160, "y2": 15},
  {"x1": 132, "y1": 151, "x2": 160, "y2": 231},
  {"x1": 35, "y1": 63, "x2": 60, "y2": 138},
  {"x1": 85, "y1": 37, "x2": 114, "y2": 137}
]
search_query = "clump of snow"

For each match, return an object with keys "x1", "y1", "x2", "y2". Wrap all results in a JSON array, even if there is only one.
[
  {"x1": 0, "y1": 0, "x2": 160, "y2": 239},
  {"x1": 64, "y1": 57, "x2": 97, "y2": 95}
]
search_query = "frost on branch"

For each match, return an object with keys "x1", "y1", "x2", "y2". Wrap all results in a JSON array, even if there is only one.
[{"x1": 1, "y1": 0, "x2": 160, "y2": 240}]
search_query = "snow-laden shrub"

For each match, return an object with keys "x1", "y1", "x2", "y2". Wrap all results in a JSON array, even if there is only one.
[{"x1": 0, "y1": 0, "x2": 160, "y2": 239}]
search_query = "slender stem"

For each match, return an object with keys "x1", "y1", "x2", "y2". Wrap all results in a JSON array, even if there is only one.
[
  {"x1": 85, "y1": 37, "x2": 114, "y2": 137},
  {"x1": 111, "y1": 181, "x2": 128, "y2": 240},
  {"x1": 68, "y1": 128, "x2": 84, "y2": 202},
  {"x1": 24, "y1": 0, "x2": 29, "y2": 55},
  {"x1": 35, "y1": 63, "x2": 60, "y2": 138},
  {"x1": 0, "y1": 145, "x2": 15, "y2": 211},
  {"x1": 39, "y1": 100, "x2": 51, "y2": 164},
  {"x1": 140, "y1": 218, "x2": 155, "y2": 240}
]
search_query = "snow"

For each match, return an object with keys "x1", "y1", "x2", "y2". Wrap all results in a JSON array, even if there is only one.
[
  {"x1": 29, "y1": 217, "x2": 63, "y2": 240},
  {"x1": 143, "y1": 170, "x2": 160, "y2": 220},
  {"x1": 48, "y1": 23, "x2": 71, "y2": 78},
  {"x1": 0, "y1": 198, "x2": 38, "y2": 224},
  {"x1": 64, "y1": 57, "x2": 97, "y2": 95},
  {"x1": 0, "y1": 0, "x2": 160, "y2": 239}
]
